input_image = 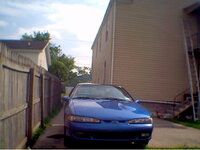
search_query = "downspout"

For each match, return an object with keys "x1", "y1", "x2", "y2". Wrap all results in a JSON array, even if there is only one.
[{"x1": 111, "y1": 0, "x2": 116, "y2": 84}]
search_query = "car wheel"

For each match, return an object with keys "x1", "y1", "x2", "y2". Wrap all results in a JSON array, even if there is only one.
[
  {"x1": 64, "y1": 128, "x2": 76, "y2": 147},
  {"x1": 64, "y1": 135, "x2": 72, "y2": 146},
  {"x1": 133, "y1": 140, "x2": 149, "y2": 149}
]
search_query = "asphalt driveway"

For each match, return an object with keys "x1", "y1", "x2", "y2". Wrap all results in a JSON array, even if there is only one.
[
  {"x1": 149, "y1": 118, "x2": 200, "y2": 148},
  {"x1": 33, "y1": 107, "x2": 200, "y2": 149}
]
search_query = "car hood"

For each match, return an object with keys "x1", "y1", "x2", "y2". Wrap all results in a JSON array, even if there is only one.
[{"x1": 71, "y1": 99, "x2": 151, "y2": 120}]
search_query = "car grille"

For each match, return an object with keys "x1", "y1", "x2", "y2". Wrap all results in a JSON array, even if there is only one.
[
  {"x1": 90, "y1": 132, "x2": 140, "y2": 139},
  {"x1": 72, "y1": 131, "x2": 150, "y2": 140}
]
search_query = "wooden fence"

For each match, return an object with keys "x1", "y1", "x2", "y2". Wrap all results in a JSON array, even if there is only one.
[{"x1": 0, "y1": 42, "x2": 61, "y2": 149}]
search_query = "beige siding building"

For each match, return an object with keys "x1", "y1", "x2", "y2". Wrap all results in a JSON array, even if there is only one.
[
  {"x1": 0, "y1": 40, "x2": 51, "y2": 70},
  {"x1": 91, "y1": 0, "x2": 200, "y2": 103}
]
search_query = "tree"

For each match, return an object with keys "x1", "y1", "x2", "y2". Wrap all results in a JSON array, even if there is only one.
[
  {"x1": 59, "y1": 54, "x2": 75, "y2": 71},
  {"x1": 21, "y1": 31, "x2": 51, "y2": 42},
  {"x1": 21, "y1": 31, "x2": 76, "y2": 82},
  {"x1": 49, "y1": 44, "x2": 62, "y2": 60},
  {"x1": 48, "y1": 60, "x2": 68, "y2": 82},
  {"x1": 65, "y1": 66, "x2": 91, "y2": 86},
  {"x1": 76, "y1": 66, "x2": 91, "y2": 76}
]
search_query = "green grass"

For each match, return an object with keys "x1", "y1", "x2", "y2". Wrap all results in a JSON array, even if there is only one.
[
  {"x1": 0, "y1": 137, "x2": 3, "y2": 148},
  {"x1": 29, "y1": 103, "x2": 63, "y2": 148},
  {"x1": 167, "y1": 119, "x2": 200, "y2": 130},
  {"x1": 30, "y1": 126, "x2": 45, "y2": 147}
]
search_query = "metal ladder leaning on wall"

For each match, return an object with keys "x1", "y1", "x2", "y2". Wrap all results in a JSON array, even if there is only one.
[{"x1": 182, "y1": 18, "x2": 200, "y2": 121}]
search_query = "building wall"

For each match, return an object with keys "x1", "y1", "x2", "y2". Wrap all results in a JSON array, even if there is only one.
[
  {"x1": 91, "y1": 3, "x2": 114, "y2": 84},
  {"x1": 11, "y1": 49, "x2": 48, "y2": 70},
  {"x1": 18, "y1": 51, "x2": 39, "y2": 65},
  {"x1": 112, "y1": 0, "x2": 200, "y2": 101},
  {"x1": 38, "y1": 48, "x2": 48, "y2": 70}
]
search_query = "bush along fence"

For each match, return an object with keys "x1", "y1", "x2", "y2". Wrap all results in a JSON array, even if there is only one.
[{"x1": 0, "y1": 42, "x2": 61, "y2": 149}]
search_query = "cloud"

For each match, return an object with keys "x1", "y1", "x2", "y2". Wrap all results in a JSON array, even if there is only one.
[
  {"x1": 0, "y1": 0, "x2": 50, "y2": 16},
  {"x1": 62, "y1": 43, "x2": 92, "y2": 67},
  {"x1": 10, "y1": 2, "x2": 106, "y2": 42},
  {"x1": 75, "y1": 56, "x2": 92, "y2": 67},
  {"x1": 0, "y1": 5, "x2": 20, "y2": 16},
  {"x1": 45, "y1": 3, "x2": 105, "y2": 41},
  {"x1": 87, "y1": 0, "x2": 109, "y2": 6},
  {"x1": 0, "y1": 0, "x2": 108, "y2": 67},
  {"x1": 0, "y1": 20, "x2": 8, "y2": 26},
  {"x1": 65, "y1": 44, "x2": 92, "y2": 57},
  {"x1": 17, "y1": 27, "x2": 62, "y2": 40}
]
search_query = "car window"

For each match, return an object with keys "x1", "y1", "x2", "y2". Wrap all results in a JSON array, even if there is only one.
[{"x1": 72, "y1": 85, "x2": 132, "y2": 101}]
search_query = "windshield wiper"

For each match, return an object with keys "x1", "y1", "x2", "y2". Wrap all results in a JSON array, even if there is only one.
[
  {"x1": 72, "y1": 97, "x2": 99, "y2": 100},
  {"x1": 99, "y1": 97, "x2": 127, "y2": 101}
]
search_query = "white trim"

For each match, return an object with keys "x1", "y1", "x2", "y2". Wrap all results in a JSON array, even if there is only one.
[{"x1": 111, "y1": 0, "x2": 116, "y2": 84}]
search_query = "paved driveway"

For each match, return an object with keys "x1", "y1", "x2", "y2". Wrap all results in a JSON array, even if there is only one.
[
  {"x1": 33, "y1": 107, "x2": 200, "y2": 149},
  {"x1": 149, "y1": 118, "x2": 200, "y2": 148}
]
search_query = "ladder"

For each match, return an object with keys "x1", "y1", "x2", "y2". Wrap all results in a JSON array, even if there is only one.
[{"x1": 182, "y1": 18, "x2": 200, "y2": 121}]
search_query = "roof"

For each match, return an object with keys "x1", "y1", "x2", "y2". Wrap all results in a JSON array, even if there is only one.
[
  {"x1": 184, "y1": 2, "x2": 200, "y2": 14},
  {"x1": 91, "y1": 0, "x2": 114, "y2": 50},
  {"x1": 91, "y1": 0, "x2": 134, "y2": 50},
  {"x1": 0, "y1": 40, "x2": 48, "y2": 50},
  {"x1": 77, "y1": 83, "x2": 121, "y2": 88}
]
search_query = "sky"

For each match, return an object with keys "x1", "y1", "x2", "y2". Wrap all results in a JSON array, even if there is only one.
[{"x1": 0, "y1": 0, "x2": 110, "y2": 67}]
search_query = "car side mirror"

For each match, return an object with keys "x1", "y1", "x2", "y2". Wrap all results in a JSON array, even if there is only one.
[
  {"x1": 134, "y1": 99, "x2": 140, "y2": 103},
  {"x1": 62, "y1": 96, "x2": 70, "y2": 101}
]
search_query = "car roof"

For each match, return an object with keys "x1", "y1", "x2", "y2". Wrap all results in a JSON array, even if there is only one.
[{"x1": 77, "y1": 83, "x2": 121, "y2": 88}]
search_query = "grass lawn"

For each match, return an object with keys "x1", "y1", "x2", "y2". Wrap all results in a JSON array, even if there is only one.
[{"x1": 167, "y1": 119, "x2": 200, "y2": 130}]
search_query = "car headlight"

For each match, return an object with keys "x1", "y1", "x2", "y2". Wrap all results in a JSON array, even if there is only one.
[
  {"x1": 128, "y1": 118, "x2": 153, "y2": 124},
  {"x1": 67, "y1": 115, "x2": 100, "y2": 123}
]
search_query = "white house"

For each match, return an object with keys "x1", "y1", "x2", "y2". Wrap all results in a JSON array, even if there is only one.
[{"x1": 0, "y1": 40, "x2": 51, "y2": 70}]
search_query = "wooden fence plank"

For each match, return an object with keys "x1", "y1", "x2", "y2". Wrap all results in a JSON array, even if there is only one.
[
  {"x1": 27, "y1": 68, "x2": 34, "y2": 144},
  {"x1": 0, "y1": 43, "x2": 61, "y2": 149},
  {"x1": 0, "y1": 104, "x2": 27, "y2": 121},
  {"x1": 48, "y1": 77, "x2": 52, "y2": 115},
  {"x1": 40, "y1": 74, "x2": 44, "y2": 127}
]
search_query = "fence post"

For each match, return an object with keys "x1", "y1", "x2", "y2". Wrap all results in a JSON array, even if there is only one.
[
  {"x1": 40, "y1": 74, "x2": 44, "y2": 127},
  {"x1": 27, "y1": 68, "x2": 34, "y2": 145}
]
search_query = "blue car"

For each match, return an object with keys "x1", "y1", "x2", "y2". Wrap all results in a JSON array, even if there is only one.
[{"x1": 63, "y1": 83, "x2": 153, "y2": 147}]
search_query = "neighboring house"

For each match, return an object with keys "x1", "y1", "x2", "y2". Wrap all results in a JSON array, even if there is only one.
[
  {"x1": 91, "y1": 0, "x2": 200, "y2": 119},
  {"x1": 0, "y1": 40, "x2": 51, "y2": 70}
]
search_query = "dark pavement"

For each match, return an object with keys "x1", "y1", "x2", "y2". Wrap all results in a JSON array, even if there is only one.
[
  {"x1": 32, "y1": 107, "x2": 140, "y2": 149},
  {"x1": 33, "y1": 106, "x2": 200, "y2": 149}
]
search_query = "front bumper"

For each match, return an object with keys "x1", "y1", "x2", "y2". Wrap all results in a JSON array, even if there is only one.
[{"x1": 65, "y1": 121, "x2": 153, "y2": 142}]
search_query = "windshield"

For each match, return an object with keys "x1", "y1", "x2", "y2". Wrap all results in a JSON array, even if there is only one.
[{"x1": 71, "y1": 85, "x2": 132, "y2": 101}]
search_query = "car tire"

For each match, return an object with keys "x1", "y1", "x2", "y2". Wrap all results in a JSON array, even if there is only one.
[
  {"x1": 64, "y1": 127, "x2": 76, "y2": 147},
  {"x1": 64, "y1": 135, "x2": 75, "y2": 146},
  {"x1": 134, "y1": 140, "x2": 149, "y2": 149},
  {"x1": 64, "y1": 127, "x2": 70, "y2": 146}
]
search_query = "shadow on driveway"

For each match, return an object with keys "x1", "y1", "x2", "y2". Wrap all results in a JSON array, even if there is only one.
[{"x1": 33, "y1": 107, "x2": 200, "y2": 149}]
